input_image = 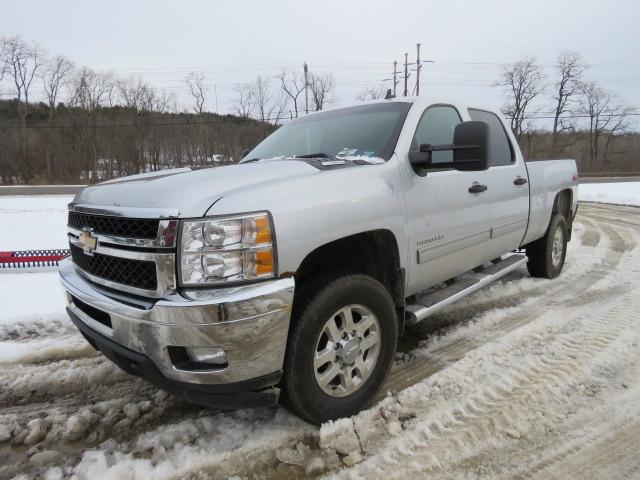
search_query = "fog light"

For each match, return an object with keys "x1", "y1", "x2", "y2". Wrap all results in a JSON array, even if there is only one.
[{"x1": 186, "y1": 346, "x2": 227, "y2": 365}]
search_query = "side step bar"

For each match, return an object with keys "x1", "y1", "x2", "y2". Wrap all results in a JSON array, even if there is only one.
[{"x1": 405, "y1": 254, "x2": 527, "y2": 325}]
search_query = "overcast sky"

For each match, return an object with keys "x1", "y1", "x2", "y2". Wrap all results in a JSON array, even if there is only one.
[{"x1": 2, "y1": 0, "x2": 639, "y2": 127}]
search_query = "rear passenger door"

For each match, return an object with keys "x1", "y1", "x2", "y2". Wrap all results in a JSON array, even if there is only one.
[{"x1": 468, "y1": 109, "x2": 529, "y2": 258}]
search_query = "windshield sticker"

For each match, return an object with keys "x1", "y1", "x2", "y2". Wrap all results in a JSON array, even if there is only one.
[
  {"x1": 336, "y1": 148, "x2": 358, "y2": 157},
  {"x1": 321, "y1": 160, "x2": 346, "y2": 166}
]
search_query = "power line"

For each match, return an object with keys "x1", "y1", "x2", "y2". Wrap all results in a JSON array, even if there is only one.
[
  {"x1": 0, "y1": 117, "x2": 270, "y2": 130},
  {"x1": 3, "y1": 111, "x2": 638, "y2": 131},
  {"x1": 517, "y1": 112, "x2": 640, "y2": 120}
]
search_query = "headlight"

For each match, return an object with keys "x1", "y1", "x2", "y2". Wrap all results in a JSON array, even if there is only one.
[{"x1": 179, "y1": 212, "x2": 275, "y2": 286}]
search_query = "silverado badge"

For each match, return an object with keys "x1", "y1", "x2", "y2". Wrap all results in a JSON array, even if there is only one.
[{"x1": 79, "y1": 228, "x2": 98, "y2": 255}]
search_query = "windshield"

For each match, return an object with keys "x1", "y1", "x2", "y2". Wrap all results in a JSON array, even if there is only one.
[{"x1": 244, "y1": 102, "x2": 411, "y2": 162}]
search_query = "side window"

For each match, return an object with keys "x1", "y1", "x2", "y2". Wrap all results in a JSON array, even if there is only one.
[
  {"x1": 411, "y1": 106, "x2": 462, "y2": 166},
  {"x1": 468, "y1": 109, "x2": 514, "y2": 167}
]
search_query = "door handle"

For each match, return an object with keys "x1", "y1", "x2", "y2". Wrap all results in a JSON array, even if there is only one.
[
  {"x1": 514, "y1": 177, "x2": 528, "y2": 186},
  {"x1": 468, "y1": 184, "x2": 488, "y2": 193}
]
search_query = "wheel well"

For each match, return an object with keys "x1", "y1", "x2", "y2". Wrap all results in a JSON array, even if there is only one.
[
  {"x1": 294, "y1": 230, "x2": 404, "y2": 307},
  {"x1": 553, "y1": 189, "x2": 572, "y2": 219},
  {"x1": 553, "y1": 189, "x2": 573, "y2": 241}
]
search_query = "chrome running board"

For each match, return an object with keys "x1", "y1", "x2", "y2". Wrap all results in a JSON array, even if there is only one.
[{"x1": 405, "y1": 254, "x2": 527, "y2": 325}]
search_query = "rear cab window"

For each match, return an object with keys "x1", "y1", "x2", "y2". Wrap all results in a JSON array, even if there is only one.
[{"x1": 467, "y1": 109, "x2": 514, "y2": 167}]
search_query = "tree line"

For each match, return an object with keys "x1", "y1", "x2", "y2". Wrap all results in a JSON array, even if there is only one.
[
  {"x1": 494, "y1": 53, "x2": 634, "y2": 173},
  {"x1": 0, "y1": 35, "x2": 637, "y2": 184},
  {"x1": 0, "y1": 36, "x2": 342, "y2": 184}
]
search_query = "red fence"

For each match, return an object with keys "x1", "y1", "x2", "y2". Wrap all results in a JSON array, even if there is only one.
[{"x1": 0, "y1": 249, "x2": 70, "y2": 269}]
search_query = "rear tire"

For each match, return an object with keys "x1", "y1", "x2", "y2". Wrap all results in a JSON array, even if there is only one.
[
  {"x1": 282, "y1": 273, "x2": 397, "y2": 425},
  {"x1": 526, "y1": 213, "x2": 567, "y2": 279}
]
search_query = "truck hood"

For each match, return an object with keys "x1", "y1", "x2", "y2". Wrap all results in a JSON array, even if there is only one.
[{"x1": 72, "y1": 160, "x2": 320, "y2": 217}]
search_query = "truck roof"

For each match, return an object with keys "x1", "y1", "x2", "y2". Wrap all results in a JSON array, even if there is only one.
[
  {"x1": 305, "y1": 96, "x2": 508, "y2": 126},
  {"x1": 315, "y1": 96, "x2": 497, "y2": 115}
]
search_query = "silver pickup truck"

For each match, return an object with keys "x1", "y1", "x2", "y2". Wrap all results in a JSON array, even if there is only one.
[{"x1": 59, "y1": 98, "x2": 578, "y2": 424}]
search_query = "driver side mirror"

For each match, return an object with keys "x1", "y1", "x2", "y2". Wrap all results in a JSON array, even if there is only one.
[{"x1": 409, "y1": 121, "x2": 489, "y2": 172}]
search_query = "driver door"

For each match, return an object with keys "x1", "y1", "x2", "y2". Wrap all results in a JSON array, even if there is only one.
[{"x1": 401, "y1": 105, "x2": 492, "y2": 295}]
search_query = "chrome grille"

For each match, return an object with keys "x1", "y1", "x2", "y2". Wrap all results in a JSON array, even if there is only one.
[
  {"x1": 70, "y1": 244, "x2": 158, "y2": 290},
  {"x1": 68, "y1": 212, "x2": 159, "y2": 239},
  {"x1": 67, "y1": 207, "x2": 177, "y2": 298}
]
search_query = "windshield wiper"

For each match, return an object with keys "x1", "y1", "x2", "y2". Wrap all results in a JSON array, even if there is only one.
[
  {"x1": 293, "y1": 152, "x2": 333, "y2": 159},
  {"x1": 292, "y1": 152, "x2": 380, "y2": 165}
]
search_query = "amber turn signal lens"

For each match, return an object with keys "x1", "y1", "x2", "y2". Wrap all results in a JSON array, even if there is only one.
[
  {"x1": 255, "y1": 216, "x2": 272, "y2": 244},
  {"x1": 256, "y1": 249, "x2": 274, "y2": 275}
]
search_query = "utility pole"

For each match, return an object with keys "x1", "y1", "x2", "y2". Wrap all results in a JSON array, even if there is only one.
[
  {"x1": 403, "y1": 53, "x2": 409, "y2": 97},
  {"x1": 382, "y1": 61, "x2": 401, "y2": 98},
  {"x1": 415, "y1": 43, "x2": 421, "y2": 96},
  {"x1": 303, "y1": 62, "x2": 309, "y2": 115},
  {"x1": 393, "y1": 60, "x2": 399, "y2": 97}
]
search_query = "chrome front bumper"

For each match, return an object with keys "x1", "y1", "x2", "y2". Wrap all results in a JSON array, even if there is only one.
[{"x1": 59, "y1": 258, "x2": 294, "y2": 387}]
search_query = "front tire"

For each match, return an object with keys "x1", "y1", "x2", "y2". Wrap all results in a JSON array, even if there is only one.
[
  {"x1": 526, "y1": 213, "x2": 568, "y2": 279},
  {"x1": 282, "y1": 273, "x2": 397, "y2": 424}
]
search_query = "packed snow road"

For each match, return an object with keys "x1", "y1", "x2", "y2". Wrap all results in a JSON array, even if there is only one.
[{"x1": 1, "y1": 202, "x2": 639, "y2": 480}]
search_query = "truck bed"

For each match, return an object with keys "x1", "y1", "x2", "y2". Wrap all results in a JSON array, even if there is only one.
[{"x1": 521, "y1": 159, "x2": 578, "y2": 247}]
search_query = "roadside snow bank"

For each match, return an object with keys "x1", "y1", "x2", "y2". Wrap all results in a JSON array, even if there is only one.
[
  {"x1": 578, "y1": 182, "x2": 640, "y2": 206},
  {"x1": 0, "y1": 272, "x2": 66, "y2": 325},
  {"x1": 0, "y1": 195, "x2": 73, "y2": 250}
]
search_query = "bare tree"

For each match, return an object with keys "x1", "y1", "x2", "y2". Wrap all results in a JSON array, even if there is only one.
[
  {"x1": 233, "y1": 84, "x2": 254, "y2": 118},
  {"x1": 277, "y1": 69, "x2": 305, "y2": 117},
  {"x1": 1, "y1": 36, "x2": 45, "y2": 109},
  {"x1": 496, "y1": 57, "x2": 545, "y2": 140},
  {"x1": 42, "y1": 55, "x2": 75, "y2": 112},
  {"x1": 271, "y1": 89, "x2": 290, "y2": 125},
  {"x1": 309, "y1": 72, "x2": 335, "y2": 111},
  {"x1": 118, "y1": 75, "x2": 156, "y2": 113},
  {"x1": 579, "y1": 81, "x2": 629, "y2": 168},
  {"x1": 249, "y1": 76, "x2": 291, "y2": 130},
  {"x1": 41, "y1": 55, "x2": 75, "y2": 175},
  {"x1": 1, "y1": 36, "x2": 45, "y2": 180},
  {"x1": 184, "y1": 71, "x2": 206, "y2": 114},
  {"x1": 551, "y1": 51, "x2": 585, "y2": 149},
  {"x1": 68, "y1": 67, "x2": 115, "y2": 110},
  {"x1": 0, "y1": 38, "x2": 7, "y2": 88},
  {"x1": 154, "y1": 89, "x2": 177, "y2": 113},
  {"x1": 66, "y1": 67, "x2": 116, "y2": 178},
  {"x1": 357, "y1": 84, "x2": 387, "y2": 101},
  {"x1": 251, "y1": 76, "x2": 275, "y2": 123}
]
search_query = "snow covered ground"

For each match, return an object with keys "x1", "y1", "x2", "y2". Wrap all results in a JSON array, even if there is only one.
[
  {"x1": 0, "y1": 195, "x2": 72, "y2": 251},
  {"x1": 0, "y1": 190, "x2": 639, "y2": 479},
  {"x1": 578, "y1": 181, "x2": 640, "y2": 206}
]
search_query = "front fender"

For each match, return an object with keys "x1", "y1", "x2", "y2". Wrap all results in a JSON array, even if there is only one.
[{"x1": 206, "y1": 161, "x2": 408, "y2": 277}]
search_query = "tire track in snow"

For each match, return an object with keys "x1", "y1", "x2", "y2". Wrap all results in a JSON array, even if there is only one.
[
  {"x1": 0, "y1": 356, "x2": 127, "y2": 408},
  {"x1": 0, "y1": 334, "x2": 97, "y2": 365},
  {"x1": 386, "y1": 214, "x2": 629, "y2": 395},
  {"x1": 578, "y1": 217, "x2": 601, "y2": 247},
  {"x1": 0, "y1": 317, "x2": 76, "y2": 343},
  {"x1": 329, "y1": 286, "x2": 640, "y2": 479},
  {"x1": 514, "y1": 417, "x2": 640, "y2": 480}
]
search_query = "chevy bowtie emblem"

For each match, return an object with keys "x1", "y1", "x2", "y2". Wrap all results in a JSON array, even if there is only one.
[{"x1": 79, "y1": 228, "x2": 98, "y2": 255}]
